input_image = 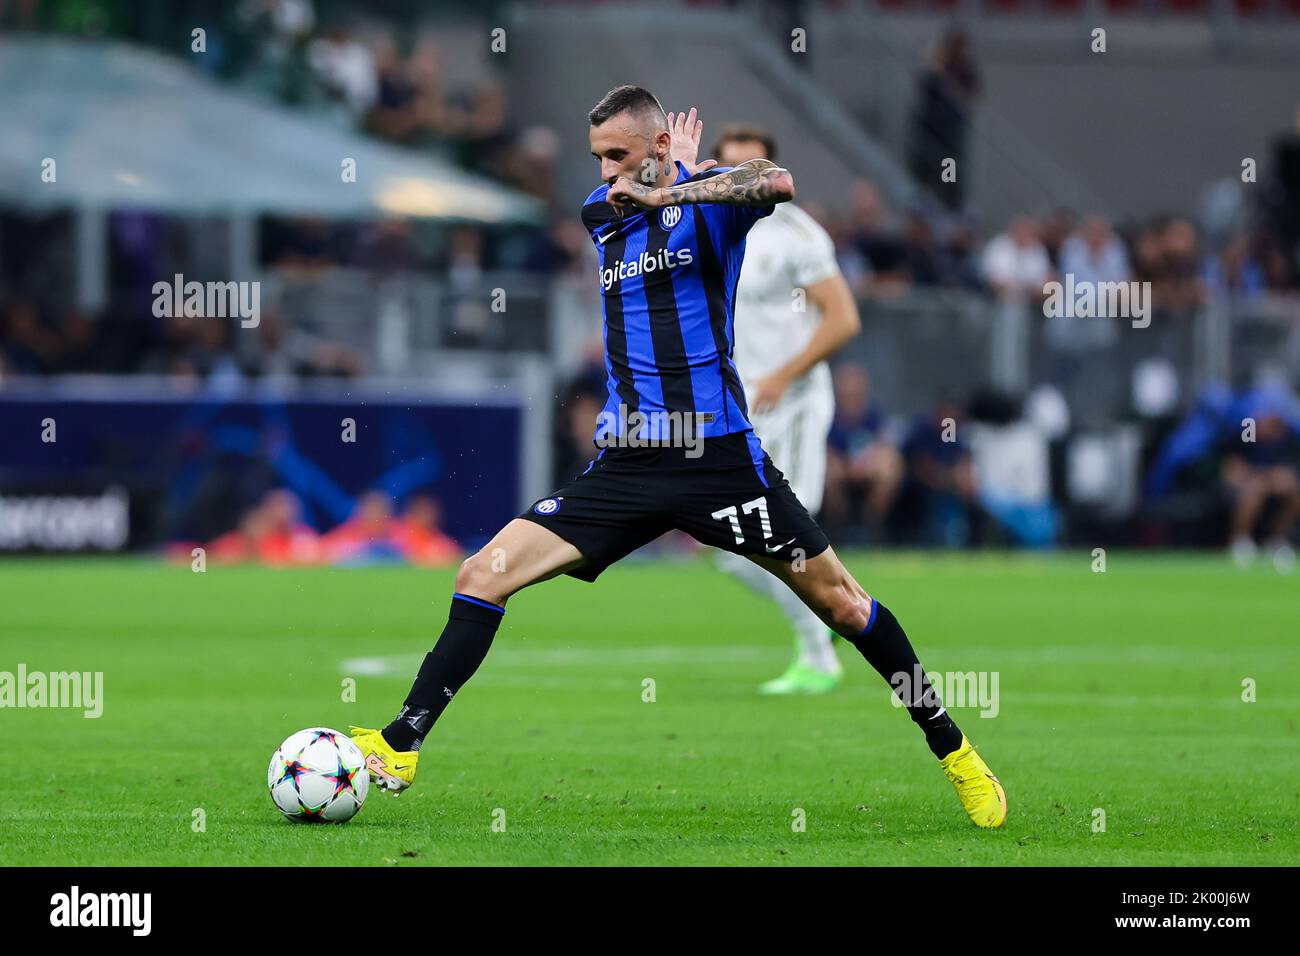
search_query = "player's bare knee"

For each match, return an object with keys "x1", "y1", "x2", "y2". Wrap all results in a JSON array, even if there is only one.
[
  {"x1": 824, "y1": 589, "x2": 872, "y2": 637},
  {"x1": 454, "y1": 552, "x2": 499, "y2": 602}
]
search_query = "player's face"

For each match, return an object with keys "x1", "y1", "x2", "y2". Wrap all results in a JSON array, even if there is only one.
[
  {"x1": 717, "y1": 139, "x2": 768, "y2": 168},
  {"x1": 589, "y1": 113, "x2": 670, "y2": 186}
]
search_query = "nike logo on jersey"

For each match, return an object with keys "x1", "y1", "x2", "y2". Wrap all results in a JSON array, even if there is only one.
[
  {"x1": 595, "y1": 211, "x2": 646, "y2": 244},
  {"x1": 765, "y1": 538, "x2": 796, "y2": 553}
]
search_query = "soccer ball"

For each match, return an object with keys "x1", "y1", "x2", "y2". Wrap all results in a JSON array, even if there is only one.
[{"x1": 267, "y1": 727, "x2": 369, "y2": 823}]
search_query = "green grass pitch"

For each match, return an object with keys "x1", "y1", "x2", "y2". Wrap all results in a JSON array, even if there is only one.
[{"x1": 1, "y1": 552, "x2": 1295, "y2": 866}]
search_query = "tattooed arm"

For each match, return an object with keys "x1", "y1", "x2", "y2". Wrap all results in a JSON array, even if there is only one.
[
  {"x1": 663, "y1": 159, "x2": 795, "y2": 207},
  {"x1": 606, "y1": 159, "x2": 794, "y2": 214}
]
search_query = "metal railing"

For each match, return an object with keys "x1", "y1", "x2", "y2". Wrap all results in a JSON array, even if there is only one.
[
  {"x1": 834, "y1": 287, "x2": 1299, "y2": 419},
  {"x1": 260, "y1": 267, "x2": 553, "y2": 376}
]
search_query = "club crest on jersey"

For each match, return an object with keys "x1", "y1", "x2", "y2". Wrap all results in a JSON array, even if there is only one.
[
  {"x1": 533, "y1": 497, "x2": 561, "y2": 516},
  {"x1": 659, "y1": 206, "x2": 682, "y2": 230}
]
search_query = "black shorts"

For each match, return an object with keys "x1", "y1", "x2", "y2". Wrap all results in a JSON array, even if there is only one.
[{"x1": 518, "y1": 431, "x2": 830, "y2": 582}]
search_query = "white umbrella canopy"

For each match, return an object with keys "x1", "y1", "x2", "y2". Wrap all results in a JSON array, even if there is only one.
[{"x1": 0, "y1": 37, "x2": 544, "y2": 223}]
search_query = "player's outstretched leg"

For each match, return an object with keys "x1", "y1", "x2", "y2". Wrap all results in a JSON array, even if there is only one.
[
  {"x1": 749, "y1": 547, "x2": 1007, "y2": 828},
  {"x1": 351, "y1": 519, "x2": 586, "y2": 793}
]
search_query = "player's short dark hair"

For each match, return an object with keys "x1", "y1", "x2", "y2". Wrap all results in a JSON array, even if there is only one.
[
  {"x1": 588, "y1": 85, "x2": 667, "y2": 129},
  {"x1": 712, "y1": 123, "x2": 778, "y2": 163}
]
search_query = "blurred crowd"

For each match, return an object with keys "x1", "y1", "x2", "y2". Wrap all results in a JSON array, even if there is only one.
[
  {"x1": 167, "y1": 488, "x2": 463, "y2": 567},
  {"x1": 0, "y1": 212, "x2": 567, "y2": 381},
  {"x1": 217, "y1": 1, "x2": 562, "y2": 209},
  {"x1": 5, "y1": 6, "x2": 1299, "y2": 383},
  {"x1": 6, "y1": 192, "x2": 1295, "y2": 381},
  {"x1": 782, "y1": 179, "x2": 1299, "y2": 315},
  {"x1": 0, "y1": 294, "x2": 366, "y2": 382},
  {"x1": 821, "y1": 364, "x2": 1300, "y2": 562}
]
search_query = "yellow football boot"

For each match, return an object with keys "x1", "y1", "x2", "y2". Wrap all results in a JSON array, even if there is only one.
[
  {"x1": 939, "y1": 735, "x2": 1007, "y2": 828},
  {"x1": 349, "y1": 726, "x2": 419, "y2": 793}
]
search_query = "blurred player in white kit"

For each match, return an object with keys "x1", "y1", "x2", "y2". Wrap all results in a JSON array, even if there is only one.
[{"x1": 670, "y1": 112, "x2": 862, "y2": 694}]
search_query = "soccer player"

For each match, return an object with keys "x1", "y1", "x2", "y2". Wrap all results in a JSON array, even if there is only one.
[
  {"x1": 350, "y1": 86, "x2": 1006, "y2": 828},
  {"x1": 678, "y1": 117, "x2": 861, "y2": 695}
]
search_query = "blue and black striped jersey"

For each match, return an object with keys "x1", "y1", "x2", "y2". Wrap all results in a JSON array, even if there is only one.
[{"x1": 582, "y1": 161, "x2": 773, "y2": 446}]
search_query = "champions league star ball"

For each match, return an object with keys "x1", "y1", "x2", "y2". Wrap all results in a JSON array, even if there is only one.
[{"x1": 268, "y1": 727, "x2": 369, "y2": 823}]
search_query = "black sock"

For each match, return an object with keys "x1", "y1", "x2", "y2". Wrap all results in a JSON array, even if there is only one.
[
  {"x1": 846, "y1": 601, "x2": 964, "y2": 759},
  {"x1": 382, "y1": 593, "x2": 504, "y2": 752}
]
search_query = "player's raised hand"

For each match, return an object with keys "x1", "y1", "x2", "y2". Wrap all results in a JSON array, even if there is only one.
[
  {"x1": 606, "y1": 176, "x2": 665, "y2": 215},
  {"x1": 667, "y1": 107, "x2": 717, "y2": 177}
]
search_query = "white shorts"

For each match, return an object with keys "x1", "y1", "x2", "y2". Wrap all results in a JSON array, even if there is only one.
[{"x1": 747, "y1": 379, "x2": 835, "y2": 514}]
